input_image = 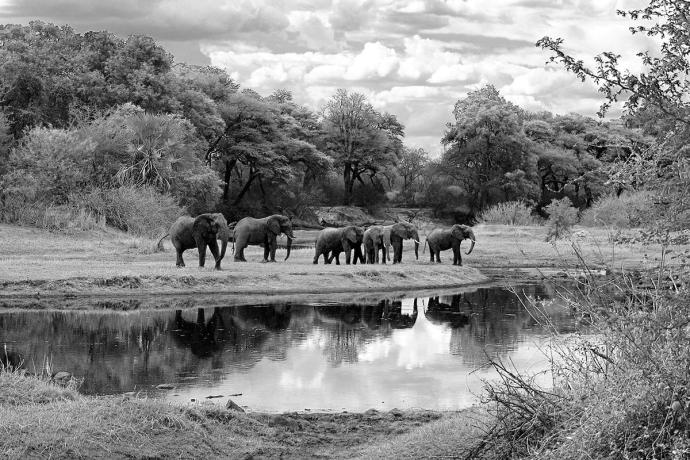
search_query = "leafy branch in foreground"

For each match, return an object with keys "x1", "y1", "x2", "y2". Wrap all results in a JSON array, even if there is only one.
[{"x1": 537, "y1": 1, "x2": 690, "y2": 123}]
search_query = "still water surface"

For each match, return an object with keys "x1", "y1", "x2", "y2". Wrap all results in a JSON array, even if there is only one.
[{"x1": 0, "y1": 284, "x2": 576, "y2": 412}]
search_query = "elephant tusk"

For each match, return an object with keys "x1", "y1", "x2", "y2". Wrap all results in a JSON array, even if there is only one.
[{"x1": 412, "y1": 239, "x2": 420, "y2": 244}]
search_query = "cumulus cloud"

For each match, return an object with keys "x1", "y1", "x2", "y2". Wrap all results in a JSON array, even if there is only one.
[{"x1": 0, "y1": 0, "x2": 650, "y2": 154}]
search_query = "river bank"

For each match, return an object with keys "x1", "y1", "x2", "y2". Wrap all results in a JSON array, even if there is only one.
[
  {"x1": 0, "y1": 223, "x2": 656, "y2": 300},
  {"x1": 0, "y1": 369, "x2": 490, "y2": 459}
]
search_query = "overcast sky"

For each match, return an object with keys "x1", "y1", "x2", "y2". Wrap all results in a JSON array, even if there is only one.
[{"x1": 1, "y1": 0, "x2": 652, "y2": 156}]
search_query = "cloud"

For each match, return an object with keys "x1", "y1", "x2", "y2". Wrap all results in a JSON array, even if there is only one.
[{"x1": 0, "y1": 0, "x2": 650, "y2": 155}]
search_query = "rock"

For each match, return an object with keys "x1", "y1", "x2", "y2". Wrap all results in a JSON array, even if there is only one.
[
  {"x1": 364, "y1": 409, "x2": 379, "y2": 416},
  {"x1": 206, "y1": 395, "x2": 223, "y2": 399},
  {"x1": 226, "y1": 399, "x2": 245, "y2": 412},
  {"x1": 52, "y1": 371, "x2": 72, "y2": 386},
  {"x1": 156, "y1": 383, "x2": 175, "y2": 390},
  {"x1": 268, "y1": 415, "x2": 299, "y2": 430}
]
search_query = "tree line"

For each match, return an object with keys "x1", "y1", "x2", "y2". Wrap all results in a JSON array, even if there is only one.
[{"x1": 0, "y1": 21, "x2": 663, "y2": 233}]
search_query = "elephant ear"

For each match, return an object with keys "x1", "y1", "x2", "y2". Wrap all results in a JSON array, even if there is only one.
[
  {"x1": 451, "y1": 225, "x2": 465, "y2": 240},
  {"x1": 268, "y1": 217, "x2": 281, "y2": 235},
  {"x1": 392, "y1": 223, "x2": 408, "y2": 239},
  {"x1": 345, "y1": 227, "x2": 358, "y2": 243},
  {"x1": 193, "y1": 215, "x2": 213, "y2": 234}
]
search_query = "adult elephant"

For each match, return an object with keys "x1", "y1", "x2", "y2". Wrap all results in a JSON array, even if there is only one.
[
  {"x1": 383, "y1": 222, "x2": 420, "y2": 264},
  {"x1": 165, "y1": 213, "x2": 230, "y2": 269},
  {"x1": 313, "y1": 226, "x2": 365, "y2": 265},
  {"x1": 233, "y1": 214, "x2": 294, "y2": 262},
  {"x1": 426, "y1": 224, "x2": 476, "y2": 266},
  {"x1": 363, "y1": 225, "x2": 387, "y2": 264}
]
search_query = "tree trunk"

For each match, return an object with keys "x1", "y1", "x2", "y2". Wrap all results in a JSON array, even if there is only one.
[
  {"x1": 223, "y1": 159, "x2": 237, "y2": 200},
  {"x1": 233, "y1": 167, "x2": 257, "y2": 205}
]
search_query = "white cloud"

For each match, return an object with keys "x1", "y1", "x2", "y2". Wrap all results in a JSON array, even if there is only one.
[{"x1": 2, "y1": 0, "x2": 654, "y2": 155}]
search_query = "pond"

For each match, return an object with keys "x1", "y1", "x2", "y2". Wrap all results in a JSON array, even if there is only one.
[{"x1": 0, "y1": 283, "x2": 577, "y2": 412}]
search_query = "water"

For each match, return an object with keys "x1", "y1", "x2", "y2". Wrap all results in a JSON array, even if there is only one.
[{"x1": 0, "y1": 283, "x2": 576, "y2": 412}]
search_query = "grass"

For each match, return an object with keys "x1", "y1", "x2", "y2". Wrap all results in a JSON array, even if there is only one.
[
  {"x1": 0, "y1": 369, "x2": 489, "y2": 459},
  {"x1": 0, "y1": 223, "x2": 672, "y2": 300}
]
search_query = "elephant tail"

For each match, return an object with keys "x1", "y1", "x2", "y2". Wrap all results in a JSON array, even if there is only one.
[{"x1": 156, "y1": 233, "x2": 169, "y2": 251}]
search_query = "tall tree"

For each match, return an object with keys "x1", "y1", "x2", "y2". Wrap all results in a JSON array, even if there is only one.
[
  {"x1": 321, "y1": 89, "x2": 404, "y2": 205},
  {"x1": 442, "y1": 85, "x2": 540, "y2": 214}
]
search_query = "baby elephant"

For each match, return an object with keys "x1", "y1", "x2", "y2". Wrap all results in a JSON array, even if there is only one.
[
  {"x1": 165, "y1": 213, "x2": 230, "y2": 269},
  {"x1": 313, "y1": 226, "x2": 365, "y2": 265}
]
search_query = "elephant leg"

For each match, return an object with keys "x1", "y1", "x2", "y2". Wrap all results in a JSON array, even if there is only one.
[
  {"x1": 345, "y1": 248, "x2": 351, "y2": 265},
  {"x1": 269, "y1": 237, "x2": 277, "y2": 262},
  {"x1": 334, "y1": 253, "x2": 340, "y2": 265},
  {"x1": 196, "y1": 241, "x2": 207, "y2": 268},
  {"x1": 313, "y1": 250, "x2": 320, "y2": 264},
  {"x1": 208, "y1": 238, "x2": 221, "y2": 270},
  {"x1": 234, "y1": 238, "x2": 247, "y2": 262},
  {"x1": 435, "y1": 249, "x2": 441, "y2": 263},
  {"x1": 325, "y1": 251, "x2": 333, "y2": 264},
  {"x1": 262, "y1": 242, "x2": 270, "y2": 262},
  {"x1": 393, "y1": 240, "x2": 402, "y2": 264},
  {"x1": 176, "y1": 248, "x2": 185, "y2": 268},
  {"x1": 429, "y1": 248, "x2": 435, "y2": 263}
]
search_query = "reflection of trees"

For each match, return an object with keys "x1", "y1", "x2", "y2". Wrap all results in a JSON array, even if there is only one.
[
  {"x1": 0, "y1": 285, "x2": 572, "y2": 393},
  {"x1": 422, "y1": 285, "x2": 563, "y2": 366}
]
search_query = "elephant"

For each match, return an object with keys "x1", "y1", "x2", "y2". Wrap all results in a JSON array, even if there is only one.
[
  {"x1": 164, "y1": 213, "x2": 229, "y2": 269},
  {"x1": 313, "y1": 226, "x2": 365, "y2": 265},
  {"x1": 383, "y1": 222, "x2": 420, "y2": 264},
  {"x1": 426, "y1": 224, "x2": 476, "y2": 266},
  {"x1": 363, "y1": 225, "x2": 387, "y2": 264},
  {"x1": 233, "y1": 214, "x2": 294, "y2": 262}
]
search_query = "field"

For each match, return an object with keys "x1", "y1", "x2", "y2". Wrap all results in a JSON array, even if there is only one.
[
  {"x1": 0, "y1": 223, "x2": 660, "y2": 301},
  {"x1": 0, "y1": 221, "x2": 678, "y2": 458}
]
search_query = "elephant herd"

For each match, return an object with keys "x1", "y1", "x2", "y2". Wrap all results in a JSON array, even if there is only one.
[{"x1": 161, "y1": 213, "x2": 476, "y2": 270}]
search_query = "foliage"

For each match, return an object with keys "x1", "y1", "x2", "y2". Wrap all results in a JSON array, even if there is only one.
[
  {"x1": 544, "y1": 197, "x2": 578, "y2": 241},
  {"x1": 538, "y1": 0, "x2": 690, "y2": 234},
  {"x1": 475, "y1": 268, "x2": 690, "y2": 459},
  {"x1": 579, "y1": 191, "x2": 655, "y2": 228},
  {"x1": 321, "y1": 89, "x2": 404, "y2": 205},
  {"x1": 477, "y1": 201, "x2": 541, "y2": 226},
  {"x1": 76, "y1": 186, "x2": 182, "y2": 237},
  {"x1": 442, "y1": 85, "x2": 540, "y2": 217}
]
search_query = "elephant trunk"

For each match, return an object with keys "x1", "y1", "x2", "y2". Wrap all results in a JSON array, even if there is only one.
[
  {"x1": 284, "y1": 236, "x2": 292, "y2": 261},
  {"x1": 466, "y1": 231, "x2": 476, "y2": 255}
]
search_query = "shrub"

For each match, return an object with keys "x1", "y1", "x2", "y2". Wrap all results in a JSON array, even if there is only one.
[
  {"x1": 76, "y1": 186, "x2": 183, "y2": 237},
  {"x1": 580, "y1": 190, "x2": 655, "y2": 228},
  {"x1": 477, "y1": 201, "x2": 541, "y2": 225},
  {"x1": 544, "y1": 197, "x2": 578, "y2": 241},
  {"x1": 476, "y1": 266, "x2": 690, "y2": 459}
]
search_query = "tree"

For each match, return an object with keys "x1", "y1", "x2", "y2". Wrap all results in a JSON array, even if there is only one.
[
  {"x1": 397, "y1": 147, "x2": 429, "y2": 204},
  {"x1": 537, "y1": 0, "x2": 690, "y2": 231},
  {"x1": 441, "y1": 85, "x2": 540, "y2": 215},
  {"x1": 321, "y1": 89, "x2": 404, "y2": 205}
]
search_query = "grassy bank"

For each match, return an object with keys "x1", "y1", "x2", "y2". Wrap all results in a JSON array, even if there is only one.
[
  {"x1": 0, "y1": 370, "x2": 489, "y2": 459},
  {"x1": 0, "y1": 223, "x2": 663, "y2": 299}
]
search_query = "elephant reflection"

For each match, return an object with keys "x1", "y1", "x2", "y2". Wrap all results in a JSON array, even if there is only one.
[
  {"x1": 173, "y1": 308, "x2": 226, "y2": 358},
  {"x1": 425, "y1": 296, "x2": 470, "y2": 328},
  {"x1": 171, "y1": 305, "x2": 294, "y2": 361}
]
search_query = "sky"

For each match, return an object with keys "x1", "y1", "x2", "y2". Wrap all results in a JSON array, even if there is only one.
[{"x1": 0, "y1": 0, "x2": 653, "y2": 156}]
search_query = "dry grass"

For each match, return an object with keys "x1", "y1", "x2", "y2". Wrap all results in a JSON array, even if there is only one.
[
  {"x1": 0, "y1": 223, "x2": 674, "y2": 299},
  {"x1": 0, "y1": 370, "x2": 489, "y2": 459}
]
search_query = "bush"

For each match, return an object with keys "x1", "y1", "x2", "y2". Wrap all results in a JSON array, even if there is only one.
[
  {"x1": 580, "y1": 190, "x2": 655, "y2": 228},
  {"x1": 476, "y1": 267, "x2": 690, "y2": 459},
  {"x1": 76, "y1": 186, "x2": 183, "y2": 237},
  {"x1": 544, "y1": 197, "x2": 578, "y2": 241},
  {"x1": 477, "y1": 201, "x2": 541, "y2": 225}
]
